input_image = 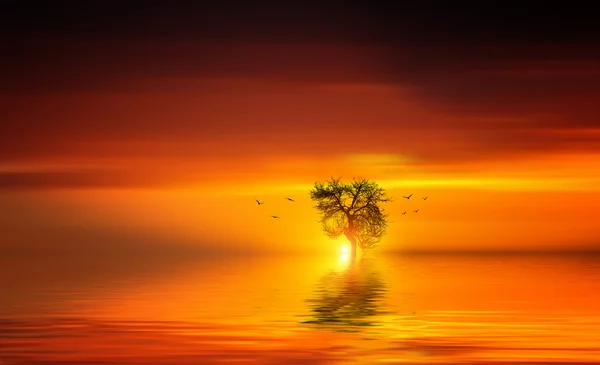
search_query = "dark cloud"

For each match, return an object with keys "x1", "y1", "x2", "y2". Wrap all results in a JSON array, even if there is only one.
[
  {"x1": 2, "y1": 1, "x2": 599, "y2": 89},
  {"x1": 0, "y1": 171, "x2": 137, "y2": 190},
  {"x1": 2, "y1": 1, "x2": 598, "y2": 43},
  {"x1": 1, "y1": 1, "x2": 599, "y2": 181},
  {"x1": 0, "y1": 168, "x2": 246, "y2": 190}
]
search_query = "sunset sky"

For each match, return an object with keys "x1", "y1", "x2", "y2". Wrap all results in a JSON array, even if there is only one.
[{"x1": 1, "y1": 2, "x2": 600, "y2": 255}]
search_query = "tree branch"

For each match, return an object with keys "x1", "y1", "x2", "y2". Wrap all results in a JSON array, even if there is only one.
[
  {"x1": 310, "y1": 178, "x2": 391, "y2": 251},
  {"x1": 349, "y1": 180, "x2": 363, "y2": 211}
]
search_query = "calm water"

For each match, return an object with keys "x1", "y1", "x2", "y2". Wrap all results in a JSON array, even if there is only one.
[{"x1": 1, "y1": 252, "x2": 600, "y2": 364}]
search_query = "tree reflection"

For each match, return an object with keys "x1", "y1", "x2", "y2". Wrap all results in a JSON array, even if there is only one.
[{"x1": 301, "y1": 256, "x2": 388, "y2": 331}]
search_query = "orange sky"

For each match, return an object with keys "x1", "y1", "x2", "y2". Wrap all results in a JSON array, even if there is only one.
[{"x1": 1, "y1": 3, "x2": 600, "y2": 255}]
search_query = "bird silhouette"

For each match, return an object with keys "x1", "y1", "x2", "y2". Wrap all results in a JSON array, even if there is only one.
[
  {"x1": 271, "y1": 215, "x2": 279, "y2": 219},
  {"x1": 402, "y1": 193, "x2": 413, "y2": 199},
  {"x1": 402, "y1": 211, "x2": 407, "y2": 215},
  {"x1": 286, "y1": 198, "x2": 295, "y2": 202},
  {"x1": 256, "y1": 199, "x2": 264, "y2": 205},
  {"x1": 414, "y1": 209, "x2": 419, "y2": 213},
  {"x1": 423, "y1": 197, "x2": 428, "y2": 200}
]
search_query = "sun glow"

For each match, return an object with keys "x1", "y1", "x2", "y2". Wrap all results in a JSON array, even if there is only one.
[
  {"x1": 339, "y1": 252, "x2": 349, "y2": 265},
  {"x1": 338, "y1": 245, "x2": 351, "y2": 265}
]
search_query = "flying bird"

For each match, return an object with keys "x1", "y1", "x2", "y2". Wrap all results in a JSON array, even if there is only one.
[
  {"x1": 423, "y1": 197, "x2": 428, "y2": 200},
  {"x1": 271, "y1": 215, "x2": 279, "y2": 219},
  {"x1": 255, "y1": 200, "x2": 263, "y2": 205},
  {"x1": 402, "y1": 211, "x2": 407, "y2": 215},
  {"x1": 286, "y1": 198, "x2": 295, "y2": 202},
  {"x1": 403, "y1": 193, "x2": 413, "y2": 199},
  {"x1": 414, "y1": 209, "x2": 419, "y2": 213}
]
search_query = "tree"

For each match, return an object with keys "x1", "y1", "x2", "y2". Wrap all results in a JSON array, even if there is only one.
[{"x1": 310, "y1": 177, "x2": 392, "y2": 260}]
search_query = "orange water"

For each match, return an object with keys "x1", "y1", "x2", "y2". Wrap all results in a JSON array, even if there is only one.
[{"x1": 1, "y1": 252, "x2": 600, "y2": 364}]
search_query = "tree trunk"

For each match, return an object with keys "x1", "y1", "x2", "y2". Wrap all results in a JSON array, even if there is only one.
[
  {"x1": 348, "y1": 235, "x2": 357, "y2": 262},
  {"x1": 345, "y1": 218, "x2": 358, "y2": 262}
]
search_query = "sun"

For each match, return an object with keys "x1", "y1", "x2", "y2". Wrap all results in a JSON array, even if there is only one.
[
  {"x1": 339, "y1": 252, "x2": 349, "y2": 265},
  {"x1": 340, "y1": 245, "x2": 349, "y2": 254}
]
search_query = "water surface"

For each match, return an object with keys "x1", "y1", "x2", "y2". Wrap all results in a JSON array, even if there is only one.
[{"x1": 1, "y1": 252, "x2": 600, "y2": 364}]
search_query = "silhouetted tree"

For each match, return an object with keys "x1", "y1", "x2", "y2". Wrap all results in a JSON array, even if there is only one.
[{"x1": 310, "y1": 178, "x2": 391, "y2": 260}]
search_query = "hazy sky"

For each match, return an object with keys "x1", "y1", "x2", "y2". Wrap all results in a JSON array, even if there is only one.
[{"x1": 1, "y1": 2, "x2": 600, "y2": 255}]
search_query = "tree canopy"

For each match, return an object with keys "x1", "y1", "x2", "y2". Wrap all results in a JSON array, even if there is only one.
[{"x1": 310, "y1": 177, "x2": 392, "y2": 252}]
